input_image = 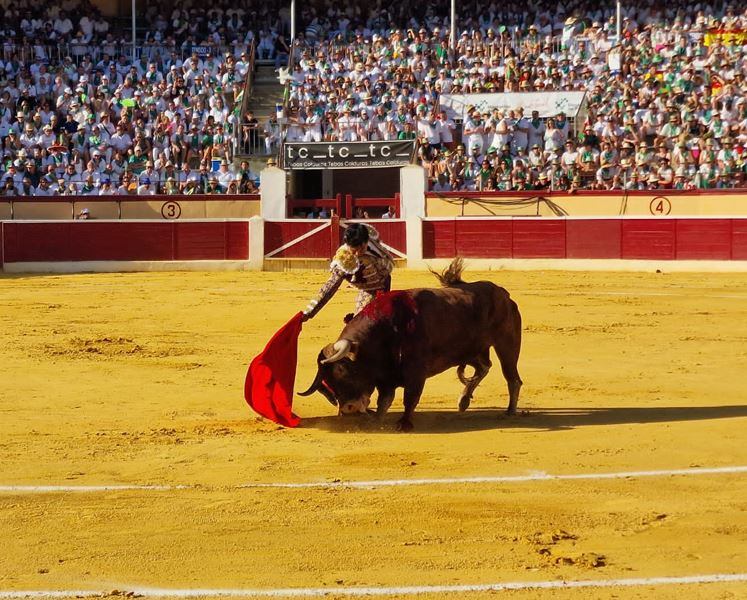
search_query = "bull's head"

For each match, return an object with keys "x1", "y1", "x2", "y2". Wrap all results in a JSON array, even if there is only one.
[{"x1": 298, "y1": 339, "x2": 375, "y2": 415}]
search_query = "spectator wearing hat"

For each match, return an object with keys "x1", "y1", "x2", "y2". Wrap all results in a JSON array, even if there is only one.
[
  {"x1": 463, "y1": 108, "x2": 485, "y2": 155},
  {"x1": 142, "y1": 159, "x2": 160, "y2": 186},
  {"x1": 163, "y1": 177, "x2": 180, "y2": 195},
  {"x1": 98, "y1": 179, "x2": 114, "y2": 195},
  {"x1": 137, "y1": 176, "x2": 156, "y2": 195},
  {"x1": 561, "y1": 140, "x2": 578, "y2": 169},
  {"x1": 577, "y1": 139, "x2": 600, "y2": 183},
  {"x1": 216, "y1": 158, "x2": 236, "y2": 192},
  {"x1": 646, "y1": 171, "x2": 661, "y2": 189},
  {"x1": 205, "y1": 175, "x2": 223, "y2": 195}
]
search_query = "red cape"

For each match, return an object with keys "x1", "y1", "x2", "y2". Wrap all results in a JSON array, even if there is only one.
[{"x1": 244, "y1": 312, "x2": 303, "y2": 427}]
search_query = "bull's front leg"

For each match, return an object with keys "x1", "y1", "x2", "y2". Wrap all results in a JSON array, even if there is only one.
[
  {"x1": 376, "y1": 386, "x2": 396, "y2": 418},
  {"x1": 397, "y1": 378, "x2": 425, "y2": 432}
]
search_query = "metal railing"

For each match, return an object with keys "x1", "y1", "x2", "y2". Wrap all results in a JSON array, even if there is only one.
[
  {"x1": 288, "y1": 194, "x2": 343, "y2": 218},
  {"x1": 233, "y1": 40, "x2": 257, "y2": 157},
  {"x1": 2, "y1": 174, "x2": 260, "y2": 196},
  {"x1": 289, "y1": 31, "x2": 575, "y2": 65},
  {"x1": 277, "y1": 39, "x2": 299, "y2": 166},
  {"x1": 239, "y1": 126, "x2": 278, "y2": 156},
  {"x1": 1, "y1": 41, "x2": 255, "y2": 65},
  {"x1": 0, "y1": 30, "x2": 595, "y2": 68}
]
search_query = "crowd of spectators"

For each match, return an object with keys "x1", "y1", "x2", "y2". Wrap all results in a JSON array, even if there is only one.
[
  {"x1": 0, "y1": 0, "x2": 265, "y2": 196},
  {"x1": 279, "y1": 1, "x2": 746, "y2": 191},
  {"x1": 1, "y1": 0, "x2": 746, "y2": 196}
]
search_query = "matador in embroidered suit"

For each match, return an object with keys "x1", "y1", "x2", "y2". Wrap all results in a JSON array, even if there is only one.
[{"x1": 303, "y1": 223, "x2": 394, "y2": 322}]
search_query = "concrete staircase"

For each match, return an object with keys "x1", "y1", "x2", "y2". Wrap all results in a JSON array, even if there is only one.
[
  {"x1": 250, "y1": 62, "x2": 285, "y2": 120},
  {"x1": 236, "y1": 62, "x2": 285, "y2": 173}
]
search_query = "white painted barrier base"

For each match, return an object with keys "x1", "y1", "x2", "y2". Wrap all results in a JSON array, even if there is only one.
[
  {"x1": 416, "y1": 258, "x2": 747, "y2": 273},
  {"x1": 2, "y1": 260, "x2": 252, "y2": 274},
  {"x1": 5, "y1": 258, "x2": 747, "y2": 275}
]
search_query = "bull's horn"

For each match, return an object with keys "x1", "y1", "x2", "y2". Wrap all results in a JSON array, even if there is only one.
[
  {"x1": 298, "y1": 369, "x2": 324, "y2": 396},
  {"x1": 321, "y1": 339, "x2": 351, "y2": 364}
]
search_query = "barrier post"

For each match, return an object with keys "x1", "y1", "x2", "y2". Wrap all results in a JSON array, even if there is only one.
[
  {"x1": 248, "y1": 215, "x2": 264, "y2": 270},
  {"x1": 400, "y1": 164, "x2": 426, "y2": 267},
  {"x1": 335, "y1": 193, "x2": 342, "y2": 218},
  {"x1": 330, "y1": 215, "x2": 340, "y2": 258},
  {"x1": 345, "y1": 194, "x2": 353, "y2": 218},
  {"x1": 260, "y1": 165, "x2": 287, "y2": 219}
]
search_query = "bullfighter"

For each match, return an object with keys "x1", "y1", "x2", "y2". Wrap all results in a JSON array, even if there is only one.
[{"x1": 302, "y1": 223, "x2": 394, "y2": 323}]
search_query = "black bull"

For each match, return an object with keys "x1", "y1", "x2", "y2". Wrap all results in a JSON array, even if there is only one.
[{"x1": 300, "y1": 260, "x2": 522, "y2": 431}]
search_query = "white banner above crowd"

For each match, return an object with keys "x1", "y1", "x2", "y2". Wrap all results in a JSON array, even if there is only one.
[
  {"x1": 439, "y1": 92, "x2": 589, "y2": 122},
  {"x1": 283, "y1": 141, "x2": 416, "y2": 170}
]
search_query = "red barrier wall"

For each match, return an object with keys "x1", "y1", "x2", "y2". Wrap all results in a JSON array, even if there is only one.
[
  {"x1": 733, "y1": 221, "x2": 747, "y2": 260},
  {"x1": 513, "y1": 220, "x2": 566, "y2": 258},
  {"x1": 422, "y1": 219, "x2": 456, "y2": 259},
  {"x1": 423, "y1": 218, "x2": 747, "y2": 261},
  {"x1": 4, "y1": 218, "x2": 745, "y2": 267},
  {"x1": 2, "y1": 221, "x2": 248, "y2": 263},
  {"x1": 676, "y1": 219, "x2": 732, "y2": 260},
  {"x1": 566, "y1": 220, "x2": 621, "y2": 259}
]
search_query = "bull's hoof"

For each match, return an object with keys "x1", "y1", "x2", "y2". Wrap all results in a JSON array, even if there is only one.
[
  {"x1": 396, "y1": 418, "x2": 414, "y2": 432},
  {"x1": 505, "y1": 408, "x2": 517, "y2": 416},
  {"x1": 458, "y1": 395, "x2": 471, "y2": 412}
]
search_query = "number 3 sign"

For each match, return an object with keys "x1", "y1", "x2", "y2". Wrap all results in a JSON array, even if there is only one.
[{"x1": 161, "y1": 200, "x2": 182, "y2": 219}]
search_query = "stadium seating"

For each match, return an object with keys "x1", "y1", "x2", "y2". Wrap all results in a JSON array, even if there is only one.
[{"x1": 0, "y1": 2, "x2": 745, "y2": 196}]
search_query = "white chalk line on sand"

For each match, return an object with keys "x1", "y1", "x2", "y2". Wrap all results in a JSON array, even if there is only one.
[
  {"x1": 0, "y1": 484, "x2": 191, "y2": 493},
  {"x1": 523, "y1": 290, "x2": 747, "y2": 300},
  {"x1": 42, "y1": 281, "x2": 747, "y2": 301},
  {"x1": 1, "y1": 573, "x2": 746, "y2": 598},
  {"x1": 2, "y1": 465, "x2": 746, "y2": 494},
  {"x1": 240, "y1": 465, "x2": 747, "y2": 490}
]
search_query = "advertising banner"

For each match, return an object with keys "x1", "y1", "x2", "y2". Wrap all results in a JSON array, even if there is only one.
[
  {"x1": 283, "y1": 140, "x2": 415, "y2": 170},
  {"x1": 439, "y1": 92, "x2": 588, "y2": 121}
]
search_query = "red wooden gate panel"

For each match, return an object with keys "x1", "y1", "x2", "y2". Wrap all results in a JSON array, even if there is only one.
[{"x1": 264, "y1": 220, "x2": 336, "y2": 258}]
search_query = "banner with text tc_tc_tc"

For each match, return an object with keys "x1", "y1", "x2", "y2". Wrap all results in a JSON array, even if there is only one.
[{"x1": 283, "y1": 140, "x2": 416, "y2": 170}]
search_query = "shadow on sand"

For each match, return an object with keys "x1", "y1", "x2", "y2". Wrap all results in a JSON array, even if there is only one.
[{"x1": 299, "y1": 405, "x2": 747, "y2": 434}]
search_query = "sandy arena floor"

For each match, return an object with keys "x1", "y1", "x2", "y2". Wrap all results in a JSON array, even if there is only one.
[{"x1": 0, "y1": 267, "x2": 746, "y2": 599}]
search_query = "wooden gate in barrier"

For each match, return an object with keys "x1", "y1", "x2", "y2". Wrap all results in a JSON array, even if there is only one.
[
  {"x1": 264, "y1": 217, "x2": 407, "y2": 260},
  {"x1": 264, "y1": 218, "x2": 340, "y2": 259}
]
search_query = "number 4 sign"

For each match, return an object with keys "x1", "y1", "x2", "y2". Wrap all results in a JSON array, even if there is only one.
[{"x1": 649, "y1": 196, "x2": 672, "y2": 216}]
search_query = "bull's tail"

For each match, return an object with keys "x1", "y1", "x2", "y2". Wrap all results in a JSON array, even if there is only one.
[{"x1": 430, "y1": 257, "x2": 465, "y2": 287}]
